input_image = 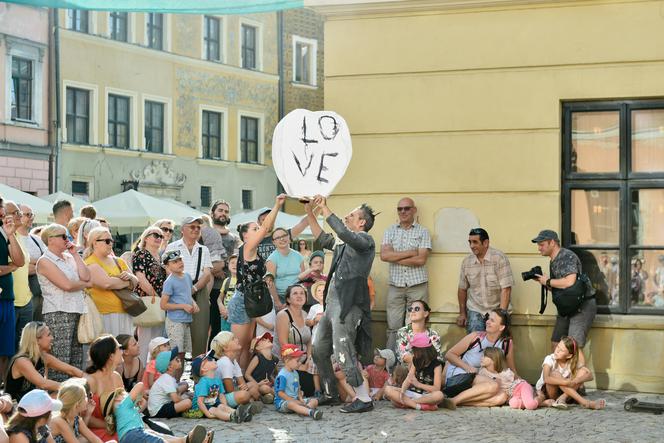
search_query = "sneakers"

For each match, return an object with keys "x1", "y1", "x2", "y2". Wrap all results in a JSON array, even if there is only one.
[
  {"x1": 261, "y1": 393, "x2": 275, "y2": 404},
  {"x1": 249, "y1": 401, "x2": 264, "y2": 414},
  {"x1": 236, "y1": 403, "x2": 253, "y2": 422},
  {"x1": 340, "y1": 398, "x2": 374, "y2": 413},
  {"x1": 311, "y1": 408, "x2": 323, "y2": 420},
  {"x1": 317, "y1": 394, "x2": 343, "y2": 406},
  {"x1": 419, "y1": 403, "x2": 438, "y2": 411}
]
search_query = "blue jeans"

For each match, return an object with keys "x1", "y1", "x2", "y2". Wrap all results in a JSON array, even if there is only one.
[
  {"x1": 15, "y1": 299, "x2": 34, "y2": 348},
  {"x1": 466, "y1": 309, "x2": 486, "y2": 333}
]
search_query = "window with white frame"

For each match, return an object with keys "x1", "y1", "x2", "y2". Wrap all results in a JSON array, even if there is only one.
[
  {"x1": 144, "y1": 100, "x2": 164, "y2": 153},
  {"x1": 293, "y1": 36, "x2": 317, "y2": 86},
  {"x1": 110, "y1": 12, "x2": 128, "y2": 42},
  {"x1": 241, "y1": 189, "x2": 253, "y2": 210},
  {"x1": 146, "y1": 13, "x2": 163, "y2": 50},
  {"x1": 71, "y1": 180, "x2": 90, "y2": 200},
  {"x1": 108, "y1": 94, "x2": 130, "y2": 148},
  {"x1": 202, "y1": 110, "x2": 223, "y2": 159},
  {"x1": 240, "y1": 115, "x2": 259, "y2": 163},
  {"x1": 66, "y1": 87, "x2": 89, "y2": 145},
  {"x1": 204, "y1": 16, "x2": 221, "y2": 61},
  {"x1": 201, "y1": 186, "x2": 212, "y2": 208},
  {"x1": 11, "y1": 57, "x2": 32, "y2": 121},
  {"x1": 241, "y1": 24, "x2": 257, "y2": 70},
  {"x1": 67, "y1": 9, "x2": 89, "y2": 33}
]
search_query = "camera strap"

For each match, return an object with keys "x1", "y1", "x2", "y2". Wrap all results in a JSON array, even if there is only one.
[{"x1": 539, "y1": 285, "x2": 548, "y2": 314}]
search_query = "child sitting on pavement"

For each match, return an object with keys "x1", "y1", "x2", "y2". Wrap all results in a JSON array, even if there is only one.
[
  {"x1": 305, "y1": 281, "x2": 326, "y2": 396},
  {"x1": 101, "y1": 383, "x2": 212, "y2": 443},
  {"x1": 536, "y1": 336, "x2": 605, "y2": 410},
  {"x1": 183, "y1": 351, "x2": 252, "y2": 423},
  {"x1": 244, "y1": 332, "x2": 278, "y2": 404},
  {"x1": 52, "y1": 380, "x2": 103, "y2": 443},
  {"x1": 161, "y1": 250, "x2": 199, "y2": 380},
  {"x1": 210, "y1": 331, "x2": 264, "y2": 413},
  {"x1": 384, "y1": 333, "x2": 444, "y2": 411},
  {"x1": 142, "y1": 337, "x2": 171, "y2": 390},
  {"x1": 366, "y1": 348, "x2": 395, "y2": 401},
  {"x1": 147, "y1": 348, "x2": 193, "y2": 419},
  {"x1": 480, "y1": 347, "x2": 539, "y2": 410},
  {"x1": 274, "y1": 344, "x2": 323, "y2": 420}
]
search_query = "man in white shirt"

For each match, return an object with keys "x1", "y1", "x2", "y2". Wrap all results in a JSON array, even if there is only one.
[{"x1": 165, "y1": 216, "x2": 213, "y2": 356}]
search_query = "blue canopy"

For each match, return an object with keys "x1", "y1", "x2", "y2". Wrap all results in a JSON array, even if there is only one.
[{"x1": 3, "y1": 0, "x2": 303, "y2": 14}]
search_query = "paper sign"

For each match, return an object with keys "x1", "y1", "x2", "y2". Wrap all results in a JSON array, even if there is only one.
[{"x1": 272, "y1": 109, "x2": 352, "y2": 198}]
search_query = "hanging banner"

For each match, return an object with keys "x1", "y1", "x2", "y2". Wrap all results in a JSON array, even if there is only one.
[
  {"x1": 2, "y1": 0, "x2": 303, "y2": 14},
  {"x1": 272, "y1": 109, "x2": 352, "y2": 199}
]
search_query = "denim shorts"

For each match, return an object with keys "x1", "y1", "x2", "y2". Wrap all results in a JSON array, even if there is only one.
[
  {"x1": 119, "y1": 428, "x2": 164, "y2": 443},
  {"x1": 466, "y1": 309, "x2": 487, "y2": 333},
  {"x1": 227, "y1": 290, "x2": 250, "y2": 325}
]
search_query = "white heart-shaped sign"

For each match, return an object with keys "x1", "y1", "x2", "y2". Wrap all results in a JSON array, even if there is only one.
[{"x1": 272, "y1": 109, "x2": 352, "y2": 198}]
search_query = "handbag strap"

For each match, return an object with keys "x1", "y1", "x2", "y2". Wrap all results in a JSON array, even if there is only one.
[
  {"x1": 30, "y1": 235, "x2": 44, "y2": 254},
  {"x1": 285, "y1": 308, "x2": 304, "y2": 350},
  {"x1": 193, "y1": 247, "x2": 203, "y2": 285}
]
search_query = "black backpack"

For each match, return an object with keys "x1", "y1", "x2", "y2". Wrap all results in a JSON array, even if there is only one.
[
  {"x1": 551, "y1": 273, "x2": 595, "y2": 317},
  {"x1": 237, "y1": 246, "x2": 273, "y2": 318}
]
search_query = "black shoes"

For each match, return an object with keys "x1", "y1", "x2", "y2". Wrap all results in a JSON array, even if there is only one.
[
  {"x1": 317, "y1": 394, "x2": 343, "y2": 406},
  {"x1": 340, "y1": 398, "x2": 374, "y2": 413}
]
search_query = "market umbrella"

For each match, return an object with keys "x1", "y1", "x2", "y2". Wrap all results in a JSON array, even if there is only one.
[
  {"x1": 42, "y1": 191, "x2": 90, "y2": 212},
  {"x1": 0, "y1": 182, "x2": 53, "y2": 224},
  {"x1": 93, "y1": 190, "x2": 205, "y2": 228}
]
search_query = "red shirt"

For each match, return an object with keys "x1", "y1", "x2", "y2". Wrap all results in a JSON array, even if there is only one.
[{"x1": 366, "y1": 364, "x2": 389, "y2": 389}]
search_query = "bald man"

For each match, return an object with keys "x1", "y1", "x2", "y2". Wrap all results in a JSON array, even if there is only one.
[{"x1": 380, "y1": 197, "x2": 432, "y2": 352}]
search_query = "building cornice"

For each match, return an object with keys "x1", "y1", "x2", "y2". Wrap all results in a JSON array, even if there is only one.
[
  {"x1": 306, "y1": 0, "x2": 643, "y2": 17},
  {"x1": 60, "y1": 29, "x2": 279, "y2": 83}
]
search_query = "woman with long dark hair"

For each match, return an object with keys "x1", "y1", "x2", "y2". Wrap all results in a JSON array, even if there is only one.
[
  {"x1": 394, "y1": 300, "x2": 445, "y2": 365},
  {"x1": 84, "y1": 335, "x2": 124, "y2": 442},
  {"x1": 227, "y1": 194, "x2": 285, "y2": 369}
]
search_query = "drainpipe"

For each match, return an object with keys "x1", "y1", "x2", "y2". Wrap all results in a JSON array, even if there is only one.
[
  {"x1": 53, "y1": 8, "x2": 62, "y2": 192},
  {"x1": 277, "y1": 11, "x2": 284, "y2": 120}
]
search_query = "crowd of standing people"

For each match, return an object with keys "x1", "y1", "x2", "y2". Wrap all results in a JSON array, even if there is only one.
[{"x1": 0, "y1": 191, "x2": 606, "y2": 442}]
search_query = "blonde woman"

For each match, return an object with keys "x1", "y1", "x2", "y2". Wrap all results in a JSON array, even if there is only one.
[
  {"x1": 51, "y1": 380, "x2": 104, "y2": 443},
  {"x1": 76, "y1": 218, "x2": 101, "y2": 256},
  {"x1": 67, "y1": 217, "x2": 86, "y2": 249},
  {"x1": 85, "y1": 227, "x2": 138, "y2": 337},
  {"x1": 153, "y1": 219, "x2": 175, "y2": 255},
  {"x1": 4, "y1": 321, "x2": 84, "y2": 401},
  {"x1": 133, "y1": 226, "x2": 168, "y2": 365},
  {"x1": 36, "y1": 223, "x2": 91, "y2": 380}
]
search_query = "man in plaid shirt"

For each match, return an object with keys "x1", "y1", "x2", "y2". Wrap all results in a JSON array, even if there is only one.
[
  {"x1": 457, "y1": 228, "x2": 514, "y2": 332},
  {"x1": 380, "y1": 198, "x2": 432, "y2": 352}
]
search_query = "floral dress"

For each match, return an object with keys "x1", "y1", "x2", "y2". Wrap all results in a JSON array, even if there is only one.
[
  {"x1": 395, "y1": 324, "x2": 445, "y2": 364},
  {"x1": 131, "y1": 249, "x2": 166, "y2": 297}
]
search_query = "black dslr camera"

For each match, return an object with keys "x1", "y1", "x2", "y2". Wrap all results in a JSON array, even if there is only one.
[{"x1": 521, "y1": 266, "x2": 543, "y2": 281}]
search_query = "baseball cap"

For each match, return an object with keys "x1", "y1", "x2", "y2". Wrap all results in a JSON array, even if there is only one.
[
  {"x1": 18, "y1": 389, "x2": 62, "y2": 417},
  {"x1": 257, "y1": 207, "x2": 271, "y2": 221},
  {"x1": 181, "y1": 215, "x2": 203, "y2": 226},
  {"x1": 155, "y1": 347, "x2": 180, "y2": 374},
  {"x1": 147, "y1": 337, "x2": 170, "y2": 361},
  {"x1": 191, "y1": 350, "x2": 216, "y2": 378},
  {"x1": 410, "y1": 332, "x2": 432, "y2": 349},
  {"x1": 309, "y1": 250, "x2": 325, "y2": 264},
  {"x1": 375, "y1": 348, "x2": 396, "y2": 370},
  {"x1": 281, "y1": 343, "x2": 305, "y2": 359},
  {"x1": 531, "y1": 229, "x2": 560, "y2": 243},
  {"x1": 250, "y1": 332, "x2": 273, "y2": 352},
  {"x1": 162, "y1": 250, "x2": 182, "y2": 265}
]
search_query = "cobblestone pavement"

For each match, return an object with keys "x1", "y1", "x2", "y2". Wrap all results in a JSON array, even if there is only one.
[{"x1": 161, "y1": 390, "x2": 664, "y2": 442}]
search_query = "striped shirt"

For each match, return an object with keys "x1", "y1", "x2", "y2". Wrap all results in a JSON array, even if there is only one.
[
  {"x1": 165, "y1": 239, "x2": 212, "y2": 283},
  {"x1": 382, "y1": 223, "x2": 432, "y2": 287},
  {"x1": 458, "y1": 247, "x2": 514, "y2": 314}
]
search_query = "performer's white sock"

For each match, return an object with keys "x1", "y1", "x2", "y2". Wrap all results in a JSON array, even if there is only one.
[{"x1": 354, "y1": 383, "x2": 372, "y2": 403}]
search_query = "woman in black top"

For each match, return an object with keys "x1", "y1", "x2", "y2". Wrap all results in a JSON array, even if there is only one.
[
  {"x1": 4, "y1": 322, "x2": 84, "y2": 402},
  {"x1": 227, "y1": 194, "x2": 285, "y2": 370}
]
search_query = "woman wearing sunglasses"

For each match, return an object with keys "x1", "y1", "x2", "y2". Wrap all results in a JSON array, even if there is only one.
[
  {"x1": 132, "y1": 226, "x2": 168, "y2": 365},
  {"x1": 35, "y1": 223, "x2": 92, "y2": 378},
  {"x1": 153, "y1": 219, "x2": 175, "y2": 256},
  {"x1": 85, "y1": 227, "x2": 139, "y2": 337},
  {"x1": 395, "y1": 300, "x2": 445, "y2": 366}
]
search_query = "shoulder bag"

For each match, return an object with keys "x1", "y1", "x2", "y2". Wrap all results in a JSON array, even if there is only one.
[{"x1": 112, "y1": 259, "x2": 148, "y2": 317}]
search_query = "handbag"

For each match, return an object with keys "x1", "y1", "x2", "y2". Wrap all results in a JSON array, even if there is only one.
[
  {"x1": 133, "y1": 295, "x2": 165, "y2": 327},
  {"x1": 112, "y1": 259, "x2": 148, "y2": 317},
  {"x1": 244, "y1": 279, "x2": 273, "y2": 318},
  {"x1": 78, "y1": 294, "x2": 103, "y2": 344}
]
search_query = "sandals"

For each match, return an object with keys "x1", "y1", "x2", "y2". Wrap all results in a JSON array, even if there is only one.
[
  {"x1": 186, "y1": 425, "x2": 208, "y2": 443},
  {"x1": 551, "y1": 399, "x2": 569, "y2": 410},
  {"x1": 584, "y1": 399, "x2": 606, "y2": 410}
]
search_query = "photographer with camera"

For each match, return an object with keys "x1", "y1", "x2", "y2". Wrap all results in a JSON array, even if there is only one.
[
  {"x1": 457, "y1": 228, "x2": 513, "y2": 332},
  {"x1": 530, "y1": 230, "x2": 597, "y2": 350}
]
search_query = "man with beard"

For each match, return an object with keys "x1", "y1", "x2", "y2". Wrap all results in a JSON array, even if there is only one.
[{"x1": 201, "y1": 199, "x2": 241, "y2": 346}]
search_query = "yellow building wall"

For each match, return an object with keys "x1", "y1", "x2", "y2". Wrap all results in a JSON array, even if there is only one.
[{"x1": 316, "y1": 0, "x2": 664, "y2": 393}]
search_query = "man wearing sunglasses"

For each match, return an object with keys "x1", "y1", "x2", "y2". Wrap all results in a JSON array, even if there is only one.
[
  {"x1": 457, "y1": 228, "x2": 513, "y2": 332},
  {"x1": 164, "y1": 216, "x2": 213, "y2": 357},
  {"x1": 380, "y1": 198, "x2": 432, "y2": 352}
]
